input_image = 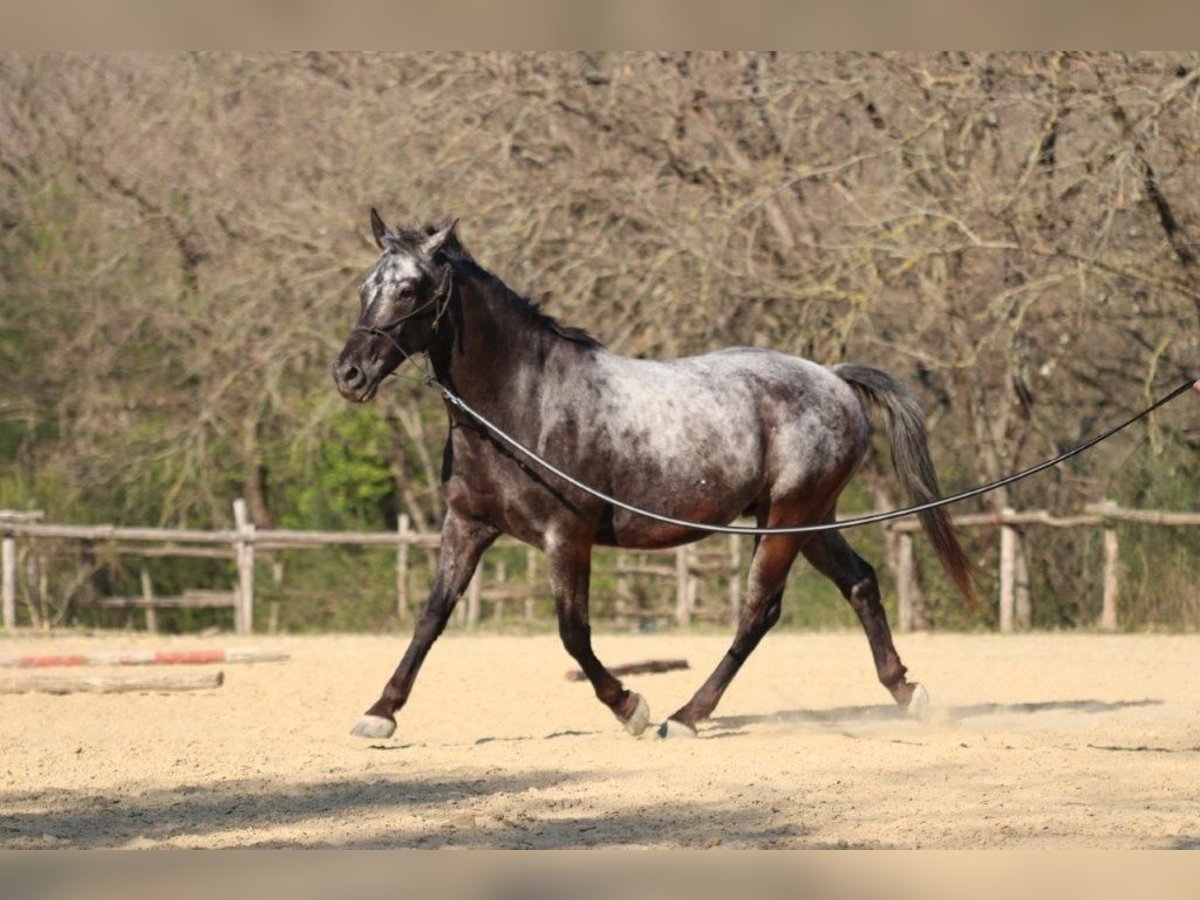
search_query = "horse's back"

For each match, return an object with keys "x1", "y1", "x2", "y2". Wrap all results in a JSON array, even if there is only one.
[{"x1": 589, "y1": 346, "x2": 866, "y2": 449}]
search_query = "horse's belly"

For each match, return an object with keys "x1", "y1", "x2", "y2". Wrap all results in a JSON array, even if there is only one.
[
  {"x1": 604, "y1": 513, "x2": 751, "y2": 550},
  {"x1": 600, "y1": 467, "x2": 761, "y2": 549}
]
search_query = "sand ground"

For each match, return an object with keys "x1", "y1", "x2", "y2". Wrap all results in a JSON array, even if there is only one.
[{"x1": 1, "y1": 629, "x2": 1198, "y2": 849}]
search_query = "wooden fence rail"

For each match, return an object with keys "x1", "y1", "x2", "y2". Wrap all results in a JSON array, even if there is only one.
[{"x1": 4, "y1": 500, "x2": 1197, "y2": 634}]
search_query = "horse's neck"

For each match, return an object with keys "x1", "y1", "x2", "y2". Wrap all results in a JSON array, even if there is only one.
[{"x1": 432, "y1": 276, "x2": 552, "y2": 412}]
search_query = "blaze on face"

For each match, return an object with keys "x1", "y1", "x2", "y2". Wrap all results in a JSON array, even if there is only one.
[{"x1": 331, "y1": 210, "x2": 457, "y2": 402}]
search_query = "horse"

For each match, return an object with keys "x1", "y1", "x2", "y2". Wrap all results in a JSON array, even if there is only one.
[{"x1": 332, "y1": 210, "x2": 973, "y2": 739}]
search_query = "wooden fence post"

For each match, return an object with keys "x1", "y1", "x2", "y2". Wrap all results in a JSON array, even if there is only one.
[
  {"x1": 999, "y1": 508, "x2": 1016, "y2": 633},
  {"x1": 492, "y1": 560, "x2": 507, "y2": 621},
  {"x1": 140, "y1": 566, "x2": 157, "y2": 633},
  {"x1": 615, "y1": 551, "x2": 630, "y2": 628},
  {"x1": 1101, "y1": 527, "x2": 1119, "y2": 631},
  {"x1": 524, "y1": 548, "x2": 537, "y2": 621},
  {"x1": 675, "y1": 545, "x2": 692, "y2": 627},
  {"x1": 2, "y1": 536, "x2": 15, "y2": 630},
  {"x1": 1012, "y1": 540, "x2": 1032, "y2": 628},
  {"x1": 728, "y1": 534, "x2": 742, "y2": 626},
  {"x1": 232, "y1": 499, "x2": 255, "y2": 635},
  {"x1": 26, "y1": 550, "x2": 43, "y2": 629},
  {"x1": 1015, "y1": 538, "x2": 1031, "y2": 630},
  {"x1": 896, "y1": 532, "x2": 915, "y2": 632},
  {"x1": 465, "y1": 568, "x2": 482, "y2": 628},
  {"x1": 396, "y1": 514, "x2": 411, "y2": 623}
]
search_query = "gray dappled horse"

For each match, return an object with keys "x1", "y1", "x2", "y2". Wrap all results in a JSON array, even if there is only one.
[{"x1": 332, "y1": 211, "x2": 973, "y2": 739}]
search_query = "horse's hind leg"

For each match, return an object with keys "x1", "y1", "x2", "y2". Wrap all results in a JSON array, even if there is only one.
[
  {"x1": 547, "y1": 534, "x2": 651, "y2": 736},
  {"x1": 660, "y1": 532, "x2": 805, "y2": 737},
  {"x1": 801, "y1": 531, "x2": 920, "y2": 708}
]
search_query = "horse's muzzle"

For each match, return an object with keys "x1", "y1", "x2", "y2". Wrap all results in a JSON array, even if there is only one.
[{"x1": 331, "y1": 358, "x2": 379, "y2": 403}]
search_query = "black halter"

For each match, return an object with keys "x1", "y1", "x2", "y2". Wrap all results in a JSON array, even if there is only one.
[{"x1": 352, "y1": 264, "x2": 453, "y2": 359}]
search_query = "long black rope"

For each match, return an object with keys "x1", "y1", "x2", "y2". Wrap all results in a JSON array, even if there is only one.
[{"x1": 427, "y1": 375, "x2": 1198, "y2": 536}]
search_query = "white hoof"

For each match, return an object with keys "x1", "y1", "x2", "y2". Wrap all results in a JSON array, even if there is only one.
[
  {"x1": 622, "y1": 693, "x2": 651, "y2": 736},
  {"x1": 907, "y1": 684, "x2": 931, "y2": 721},
  {"x1": 656, "y1": 718, "x2": 698, "y2": 739},
  {"x1": 351, "y1": 714, "x2": 396, "y2": 739}
]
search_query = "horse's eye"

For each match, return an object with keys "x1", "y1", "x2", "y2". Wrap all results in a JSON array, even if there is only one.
[{"x1": 398, "y1": 285, "x2": 416, "y2": 300}]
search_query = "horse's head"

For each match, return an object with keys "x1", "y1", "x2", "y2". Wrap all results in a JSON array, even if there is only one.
[{"x1": 332, "y1": 209, "x2": 458, "y2": 402}]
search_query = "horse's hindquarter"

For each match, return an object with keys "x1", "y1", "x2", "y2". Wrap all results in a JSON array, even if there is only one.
[{"x1": 548, "y1": 348, "x2": 868, "y2": 547}]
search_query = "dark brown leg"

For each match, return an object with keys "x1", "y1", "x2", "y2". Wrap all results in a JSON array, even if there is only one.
[
  {"x1": 547, "y1": 535, "x2": 650, "y2": 735},
  {"x1": 351, "y1": 511, "x2": 498, "y2": 738},
  {"x1": 802, "y1": 531, "x2": 918, "y2": 706},
  {"x1": 661, "y1": 531, "x2": 805, "y2": 736}
]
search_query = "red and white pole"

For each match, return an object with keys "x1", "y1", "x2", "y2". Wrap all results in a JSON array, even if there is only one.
[{"x1": 0, "y1": 648, "x2": 287, "y2": 668}]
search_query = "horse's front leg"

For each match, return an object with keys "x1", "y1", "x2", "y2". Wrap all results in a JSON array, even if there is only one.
[
  {"x1": 547, "y1": 533, "x2": 651, "y2": 736},
  {"x1": 351, "y1": 511, "x2": 498, "y2": 739}
]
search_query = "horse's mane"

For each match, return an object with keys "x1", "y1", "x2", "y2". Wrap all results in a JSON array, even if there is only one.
[{"x1": 390, "y1": 222, "x2": 601, "y2": 349}]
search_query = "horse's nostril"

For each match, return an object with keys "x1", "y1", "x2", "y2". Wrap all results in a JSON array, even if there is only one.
[{"x1": 341, "y1": 364, "x2": 363, "y2": 387}]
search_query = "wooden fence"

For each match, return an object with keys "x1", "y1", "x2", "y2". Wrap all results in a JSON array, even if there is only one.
[
  {"x1": 889, "y1": 500, "x2": 1200, "y2": 632},
  {"x1": 2, "y1": 499, "x2": 1197, "y2": 634},
  {"x1": 0, "y1": 502, "x2": 741, "y2": 634}
]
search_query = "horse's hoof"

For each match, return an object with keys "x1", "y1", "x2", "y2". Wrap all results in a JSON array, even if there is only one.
[
  {"x1": 622, "y1": 692, "x2": 651, "y2": 736},
  {"x1": 656, "y1": 718, "x2": 698, "y2": 739},
  {"x1": 907, "y1": 683, "x2": 931, "y2": 721},
  {"x1": 351, "y1": 714, "x2": 397, "y2": 739}
]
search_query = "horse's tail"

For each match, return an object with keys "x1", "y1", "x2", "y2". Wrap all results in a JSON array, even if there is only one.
[{"x1": 834, "y1": 364, "x2": 976, "y2": 602}]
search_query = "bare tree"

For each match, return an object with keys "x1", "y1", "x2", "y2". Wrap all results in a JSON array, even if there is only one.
[{"x1": 3, "y1": 51, "x2": 1198, "y2": 626}]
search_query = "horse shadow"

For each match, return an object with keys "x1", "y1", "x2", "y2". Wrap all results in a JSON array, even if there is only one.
[{"x1": 705, "y1": 697, "x2": 1163, "y2": 733}]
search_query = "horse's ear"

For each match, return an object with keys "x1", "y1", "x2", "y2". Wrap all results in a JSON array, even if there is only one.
[
  {"x1": 370, "y1": 207, "x2": 388, "y2": 250},
  {"x1": 420, "y1": 218, "x2": 459, "y2": 258}
]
